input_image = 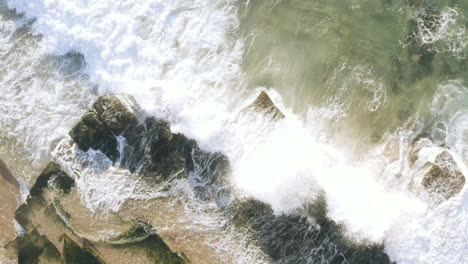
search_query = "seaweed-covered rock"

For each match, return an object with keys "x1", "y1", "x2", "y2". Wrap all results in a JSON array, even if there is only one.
[
  {"x1": 69, "y1": 110, "x2": 106, "y2": 151},
  {"x1": 422, "y1": 150, "x2": 465, "y2": 200},
  {"x1": 29, "y1": 162, "x2": 75, "y2": 198},
  {"x1": 69, "y1": 94, "x2": 140, "y2": 161},
  {"x1": 9, "y1": 229, "x2": 61, "y2": 264},
  {"x1": 62, "y1": 235, "x2": 105, "y2": 264},
  {"x1": 243, "y1": 91, "x2": 285, "y2": 120}
]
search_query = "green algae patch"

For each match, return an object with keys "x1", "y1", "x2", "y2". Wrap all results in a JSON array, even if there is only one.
[
  {"x1": 12, "y1": 229, "x2": 61, "y2": 264},
  {"x1": 29, "y1": 162, "x2": 75, "y2": 198},
  {"x1": 62, "y1": 235, "x2": 105, "y2": 264}
]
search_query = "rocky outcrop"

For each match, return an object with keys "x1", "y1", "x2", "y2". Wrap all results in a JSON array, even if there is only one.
[
  {"x1": 10, "y1": 93, "x2": 396, "y2": 263},
  {"x1": 9, "y1": 161, "x2": 188, "y2": 264},
  {"x1": 242, "y1": 91, "x2": 285, "y2": 121},
  {"x1": 410, "y1": 137, "x2": 466, "y2": 201},
  {"x1": 65, "y1": 93, "x2": 395, "y2": 263},
  {"x1": 69, "y1": 94, "x2": 230, "y2": 203}
]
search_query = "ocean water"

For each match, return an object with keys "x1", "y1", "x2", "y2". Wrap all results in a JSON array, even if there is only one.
[{"x1": 0, "y1": 0, "x2": 467, "y2": 263}]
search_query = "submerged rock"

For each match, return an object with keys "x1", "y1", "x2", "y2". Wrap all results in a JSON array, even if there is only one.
[
  {"x1": 242, "y1": 91, "x2": 285, "y2": 120},
  {"x1": 409, "y1": 137, "x2": 433, "y2": 165}
]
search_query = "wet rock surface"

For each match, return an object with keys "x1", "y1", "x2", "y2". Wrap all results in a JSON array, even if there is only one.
[
  {"x1": 242, "y1": 91, "x2": 285, "y2": 121},
  {"x1": 8, "y1": 161, "x2": 188, "y2": 264},
  {"x1": 69, "y1": 94, "x2": 140, "y2": 162},
  {"x1": 422, "y1": 150, "x2": 465, "y2": 200},
  {"x1": 70, "y1": 94, "x2": 231, "y2": 203},
  {"x1": 230, "y1": 197, "x2": 393, "y2": 264},
  {"x1": 410, "y1": 137, "x2": 466, "y2": 201}
]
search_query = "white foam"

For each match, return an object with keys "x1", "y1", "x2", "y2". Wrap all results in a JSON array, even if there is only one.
[
  {"x1": 6, "y1": 0, "x2": 244, "y2": 143},
  {"x1": 386, "y1": 186, "x2": 468, "y2": 264},
  {"x1": 383, "y1": 81, "x2": 468, "y2": 264},
  {"x1": 414, "y1": 7, "x2": 467, "y2": 56},
  {"x1": 0, "y1": 7, "x2": 95, "y2": 181}
]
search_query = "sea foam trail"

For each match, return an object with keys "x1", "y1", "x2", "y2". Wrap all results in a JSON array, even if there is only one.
[{"x1": 4, "y1": 0, "x2": 468, "y2": 263}]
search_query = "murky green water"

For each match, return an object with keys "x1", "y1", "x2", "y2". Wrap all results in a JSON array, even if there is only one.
[{"x1": 238, "y1": 0, "x2": 467, "y2": 144}]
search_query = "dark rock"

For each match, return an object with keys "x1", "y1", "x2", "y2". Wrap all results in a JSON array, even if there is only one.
[
  {"x1": 69, "y1": 110, "x2": 106, "y2": 151},
  {"x1": 70, "y1": 94, "x2": 231, "y2": 202},
  {"x1": 29, "y1": 162, "x2": 74, "y2": 198},
  {"x1": 232, "y1": 199, "x2": 275, "y2": 228},
  {"x1": 243, "y1": 91, "x2": 285, "y2": 120},
  {"x1": 229, "y1": 196, "x2": 394, "y2": 264},
  {"x1": 136, "y1": 235, "x2": 187, "y2": 264},
  {"x1": 422, "y1": 150, "x2": 465, "y2": 200},
  {"x1": 120, "y1": 117, "x2": 190, "y2": 180},
  {"x1": 98, "y1": 95, "x2": 139, "y2": 135},
  {"x1": 121, "y1": 116, "x2": 231, "y2": 204},
  {"x1": 10, "y1": 229, "x2": 61, "y2": 264},
  {"x1": 69, "y1": 94, "x2": 140, "y2": 161},
  {"x1": 14, "y1": 162, "x2": 73, "y2": 231},
  {"x1": 50, "y1": 172, "x2": 75, "y2": 195}
]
